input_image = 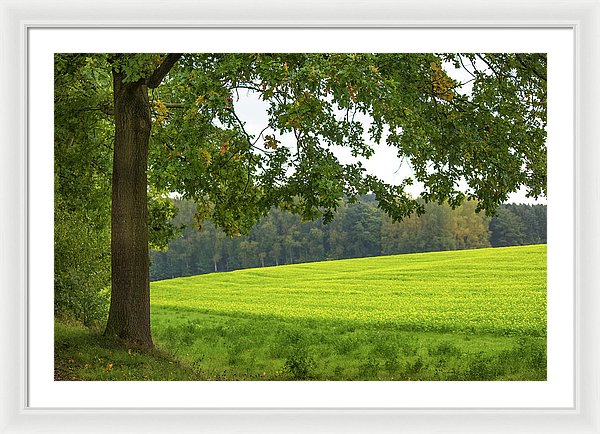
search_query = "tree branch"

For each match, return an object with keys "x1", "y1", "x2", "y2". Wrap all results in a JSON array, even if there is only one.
[
  {"x1": 165, "y1": 102, "x2": 185, "y2": 109},
  {"x1": 515, "y1": 55, "x2": 546, "y2": 83},
  {"x1": 74, "y1": 101, "x2": 184, "y2": 116},
  {"x1": 226, "y1": 106, "x2": 274, "y2": 154},
  {"x1": 475, "y1": 54, "x2": 502, "y2": 79},
  {"x1": 147, "y1": 54, "x2": 183, "y2": 89}
]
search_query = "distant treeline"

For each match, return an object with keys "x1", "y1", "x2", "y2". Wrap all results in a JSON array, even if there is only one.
[{"x1": 150, "y1": 197, "x2": 547, "y2": 281}]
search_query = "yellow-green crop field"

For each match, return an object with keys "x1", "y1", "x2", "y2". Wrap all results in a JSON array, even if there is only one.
[
  {"x1": 146, "y1": 245, "x2": 546, "y2": 381},
  {"x1": 152, "y1": 245, "x2": 546, "y2": 335}
]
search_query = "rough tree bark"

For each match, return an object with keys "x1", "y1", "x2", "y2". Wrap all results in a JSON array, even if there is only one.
[
  {"x1": 104, "y1": 54, "x2": 181, "y2": 348},
  {"x1": 104, "y1": 72, "x2": 153, "y2": 347}
]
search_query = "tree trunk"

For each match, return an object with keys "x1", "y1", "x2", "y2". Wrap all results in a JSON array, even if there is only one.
[
  {"x1": 104, "y1": 71, "x2": 153, "y2": 348},
  {"x1": 102, "y1": 54, "x2": 180, "y2": 348}
]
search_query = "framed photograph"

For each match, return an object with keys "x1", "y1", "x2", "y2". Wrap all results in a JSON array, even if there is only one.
[{"x1": 1, "y1": 0, "x2": 599, "y2": 432}]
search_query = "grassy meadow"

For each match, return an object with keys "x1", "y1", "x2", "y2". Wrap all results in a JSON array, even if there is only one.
[{"x1": 55, "y1": 244, "x2": 547, "y2": 381}]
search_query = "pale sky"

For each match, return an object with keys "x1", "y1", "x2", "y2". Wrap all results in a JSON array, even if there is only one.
[{"x1": 232, "y1": 82, "x2": 546, "y2": 206}]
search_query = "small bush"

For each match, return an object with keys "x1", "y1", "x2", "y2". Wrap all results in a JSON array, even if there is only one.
[
  {"x1": 358, "y1": 357, "x2": 380, "y2": 379},
  {"x1": 464, "y1": 352, "x2": 499, "y2": 380},
  {"x1": 54, "y1": 205, "x2": 111, "y2": 327},
  {"x1": 283, "y1": 345, "x2": 315, "y2": 380},
  {"x1": 406, "y1": 357, "x2": 424, "y2": 375},
  {"x1": 429, "y1": 341, "x2": 461, "y2": 357},
  {"x1": 335, "y1": 335, "x2": 359, "y2": 355}
]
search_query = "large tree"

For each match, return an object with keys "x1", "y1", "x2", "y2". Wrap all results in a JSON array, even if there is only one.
[{"x1": 54, "y1": 53, "x2": 546, "y2": 348}]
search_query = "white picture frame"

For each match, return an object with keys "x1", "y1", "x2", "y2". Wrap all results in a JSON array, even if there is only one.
[{"x1": 2, "y1": 0, "x2": 599, "y2": 432}]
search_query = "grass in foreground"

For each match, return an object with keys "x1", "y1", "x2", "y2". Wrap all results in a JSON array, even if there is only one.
[
  {"x1": 56, "y1": 245, "x2": 547, "y2": 381},
  {"x1": 150, "y1": 310, "x2": 546, "y2": 381},
  {"x1": 54, "y1": 321, "x2": 197, "y2": 380}
]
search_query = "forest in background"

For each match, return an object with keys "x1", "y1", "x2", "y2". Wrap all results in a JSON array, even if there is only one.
[{"x1": 150, "y1": 197, "x2": 547, "y2": 281}]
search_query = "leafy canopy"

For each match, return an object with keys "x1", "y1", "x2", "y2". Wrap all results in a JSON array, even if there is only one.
[{"x1": 58, "y1": 53, "x2": 547, "y2": 237}]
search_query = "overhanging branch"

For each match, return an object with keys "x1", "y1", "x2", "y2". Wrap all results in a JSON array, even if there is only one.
[
  {"x1": 78, "y1": 101, "x2": 185, "y2": 116},
  {"x1": 147, "y1": 54, "x2": 183, "y2": 89}
]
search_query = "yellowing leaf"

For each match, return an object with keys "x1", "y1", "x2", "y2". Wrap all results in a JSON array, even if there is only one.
[
  {"x1": 153, "y1": 100, "x2": 168, "y2": 125},
  {"x1": 263, "y1": 135, "x2": 279, "y2": 150},
  {"x1": 194, "y1": 95, "x2": 206, "y2": 106},
  {"x1": 198, "y1": 148, "x2": 212, "y2": 167}
]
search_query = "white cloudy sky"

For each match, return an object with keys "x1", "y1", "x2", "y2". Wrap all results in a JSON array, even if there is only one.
[{"x1": 230, "y1": 65, "x2": 545, "y2": 206}]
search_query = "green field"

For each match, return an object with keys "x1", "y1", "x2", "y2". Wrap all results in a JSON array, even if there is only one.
[
  {"x1": 142, "y1": 244, "x2": 546, "y2": 380},
  {"x1": 55, "y1": 245, "x2": 546, "y2": 380}
]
